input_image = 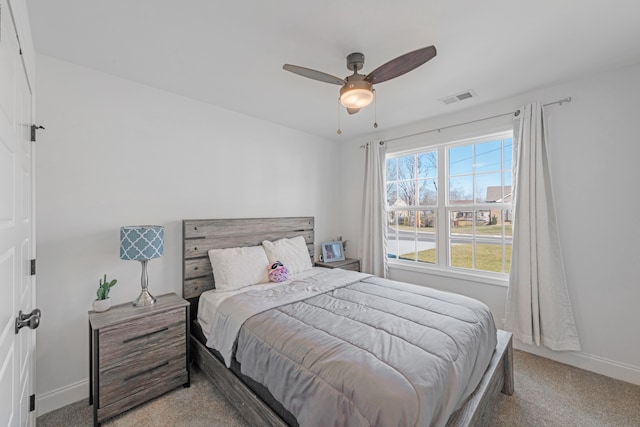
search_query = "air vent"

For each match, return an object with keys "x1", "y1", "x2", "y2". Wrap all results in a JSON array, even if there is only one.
[{"x1": 439, "y1": 89, "x2": 477, "y2": 105}]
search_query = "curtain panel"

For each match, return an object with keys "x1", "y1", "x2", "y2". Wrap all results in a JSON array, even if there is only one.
[
  {"x1": 505, "y1": 102, "x2": 581, "y2": 351},
  {"x1": 359, "y1": 140, "x2": 388, "y2": 278}
]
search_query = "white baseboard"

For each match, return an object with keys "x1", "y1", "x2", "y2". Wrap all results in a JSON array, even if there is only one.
[
  {"x1": 37, "y1": 378, "x2": 88, "y2": 417},
  {"x1": 513, "y1": 341, "x2": 640, "y2": 386}
]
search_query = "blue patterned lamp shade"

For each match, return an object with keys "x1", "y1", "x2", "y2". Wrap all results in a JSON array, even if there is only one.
[
  {"x1": 120, "y1": 226, "x2": 164, "y2": 261},
  {"x1": 120, "y1": 225, "x2": 164, "y2": 306}
]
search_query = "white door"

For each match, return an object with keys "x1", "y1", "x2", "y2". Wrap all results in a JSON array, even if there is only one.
[{"x1": 0, "y1": 0, "x2": 38, "y2": 425}]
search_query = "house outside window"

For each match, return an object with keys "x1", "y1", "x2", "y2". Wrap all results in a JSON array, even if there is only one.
[{"x1": 386, "y1": 131, "x2": 513, "y2": 277}]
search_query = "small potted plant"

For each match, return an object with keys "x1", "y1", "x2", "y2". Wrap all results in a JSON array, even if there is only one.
[{"x1": 93, "y1": 274, "x2": 117, "y2": 312}]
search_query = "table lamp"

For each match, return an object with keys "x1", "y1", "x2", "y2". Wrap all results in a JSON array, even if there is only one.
[{"x1": 120, "y1": 225, "x2": 164, "y2": 306}]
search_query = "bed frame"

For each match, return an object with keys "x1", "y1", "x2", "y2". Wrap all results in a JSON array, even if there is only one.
[{"x1": 182, "y1": 217, "x2": 514, "y2": 426}]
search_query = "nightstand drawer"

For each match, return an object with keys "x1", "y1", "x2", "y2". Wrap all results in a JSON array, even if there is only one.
[
  {"x1": 339, "y1": 261, "x2": 360, "y2": 271},
  {"x1": 99, "y1": 351, "x2": 186, "y2": 407},
  {"x1": 97, "y1": 371, "x2": 188, "y2": 422},
  {"x1": 99, "y1": 308, "x2": 185, "y2": 366}
]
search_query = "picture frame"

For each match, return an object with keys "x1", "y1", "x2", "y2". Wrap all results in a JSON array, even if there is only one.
[{"x1": 321, "y1": 241, "x2": 345, "y2": 262}]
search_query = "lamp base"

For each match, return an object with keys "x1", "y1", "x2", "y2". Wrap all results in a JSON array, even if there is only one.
[{"x1": 133, "y1": 289, "x2": 156, "y2": 307}]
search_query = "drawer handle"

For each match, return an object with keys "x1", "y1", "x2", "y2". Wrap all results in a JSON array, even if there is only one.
[
  {"x1": 123, "y1": 361, "x2": 169, "y2": 382},
  {"x1": 122, "y1": 326, "x2": 169, "y2": 344}
]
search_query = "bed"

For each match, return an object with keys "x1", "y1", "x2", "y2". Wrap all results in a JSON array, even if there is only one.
[{"x1": 182, "y1": 217, "x2": 513, "y2": 426}]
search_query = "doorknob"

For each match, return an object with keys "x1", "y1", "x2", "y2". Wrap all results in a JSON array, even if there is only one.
[{"x1": 15, "y1": 309, "x2": 41, "y2": 334}]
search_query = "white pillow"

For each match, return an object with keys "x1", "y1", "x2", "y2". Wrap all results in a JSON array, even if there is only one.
[
  {"x1": 208, "y1": 245, "x2": 270, "y2": 292},
  {"x1": 262, "y1": 236, "x2": 312, "y2": 275}
]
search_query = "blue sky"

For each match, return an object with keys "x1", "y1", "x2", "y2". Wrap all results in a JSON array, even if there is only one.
[{"x1": 449, "y1": 137, "x2": 512, "y2": 202}]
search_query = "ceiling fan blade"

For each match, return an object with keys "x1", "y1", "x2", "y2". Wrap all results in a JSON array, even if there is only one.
[
  {"x1": 365, "y1": 45, "x2": 437, "y2": 85},
  {"x1": 346, "y1": 107, "x2": 360, "y2": 115},
  {"x1": 283, "y1": 64, "x2": 345, "y2": 85}
]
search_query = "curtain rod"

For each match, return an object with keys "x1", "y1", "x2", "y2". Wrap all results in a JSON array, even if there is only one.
[{"x1": 378, "y1": 97, "x2": 572, "y2": 145}]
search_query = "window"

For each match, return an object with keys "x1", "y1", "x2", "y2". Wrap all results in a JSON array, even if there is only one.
[{"x1": 386, "y1": 131, "x2": 513, "y2": 276}]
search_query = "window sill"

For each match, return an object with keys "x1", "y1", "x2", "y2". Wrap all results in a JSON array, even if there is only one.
[{"x1": 388, "y1": 260, "x2": 510, "y2": 288}]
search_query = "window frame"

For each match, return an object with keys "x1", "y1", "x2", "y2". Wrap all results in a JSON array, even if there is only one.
[{"x1": 385, "y1": 130, "x2": 513, "y2": 286}]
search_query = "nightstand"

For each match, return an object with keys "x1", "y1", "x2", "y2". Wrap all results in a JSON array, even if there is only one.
[
  {"x1": 315, "y1": 258, "x2": 361, "y2": 272},
  {"x1": 88, "y1": 293, "x2": 190, "y2": 426}
]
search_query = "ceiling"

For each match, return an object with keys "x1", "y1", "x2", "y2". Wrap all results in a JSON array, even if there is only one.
[{"x1": 26, "y1": 0, "x2": 640, "y2": 141}]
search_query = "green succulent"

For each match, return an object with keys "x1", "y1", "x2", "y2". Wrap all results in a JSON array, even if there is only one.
[{"x1": 96, "y1": 274, "x2": 117, "y2": 300}]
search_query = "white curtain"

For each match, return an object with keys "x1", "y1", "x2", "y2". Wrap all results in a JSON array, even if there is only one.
[
  {"x1": 505, "y1": 102, "x2": 581, "y2": 351},
  {"x1": 359, "y1": 140, "x2": 388, "y2": 278}
]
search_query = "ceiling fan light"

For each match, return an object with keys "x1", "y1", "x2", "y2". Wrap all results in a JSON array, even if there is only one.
[{"x1": 340, "y1": 81, "x2": 374, "y2": 109}]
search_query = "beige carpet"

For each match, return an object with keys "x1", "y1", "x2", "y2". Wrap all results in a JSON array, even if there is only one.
[
  {"x1": 38, "y1": 350, "x2": 640, "y2": 427},
  {"x1": 489, "y1": 351, "x2": 640, "y2": 426}
]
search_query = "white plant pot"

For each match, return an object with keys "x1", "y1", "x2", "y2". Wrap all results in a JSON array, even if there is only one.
[{"x1": 93, "y1": 298, "x2": 111, "y2": 312}]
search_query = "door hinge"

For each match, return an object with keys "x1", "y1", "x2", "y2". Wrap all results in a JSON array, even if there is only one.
[
  {"x1": 29, "y1": 394, "x2": 35, "y2": 412},
  {"x1": 30, "y1": 125, "x2": 45, "y2": 142},
  {"x1": 30, "y1": 259, "x2": 36, "y2": 276}
]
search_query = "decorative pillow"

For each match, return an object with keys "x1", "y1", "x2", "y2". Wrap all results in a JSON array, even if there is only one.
[
  {"x1": 268, "y1": 261, "x2": 289, "y2": 282},
  {"x1": 262, "y1": 236, "x2": 312, "y2": 275},
  {"x1": 208, "y1": 245, "x2": 270, "y2": 292}
]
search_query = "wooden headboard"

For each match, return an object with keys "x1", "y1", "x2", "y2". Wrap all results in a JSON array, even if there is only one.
[{"x1": 182, "y1": 217, "x2": 315, "y2": 301}]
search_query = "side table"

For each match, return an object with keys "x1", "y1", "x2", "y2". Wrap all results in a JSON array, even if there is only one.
[
  {"x1": 315, "y1": 258, "x2": 361, "y2": 272},
  {"x1": 88, "y1": 293, "x2": 190, "y2": 426}
]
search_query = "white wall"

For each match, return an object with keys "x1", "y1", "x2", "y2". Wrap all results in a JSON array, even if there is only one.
[
  {"x1": 340, "y1": 61, "x2": 640, "y2": 385},
  {"x1": 34, "y1": 54, "x2": 342, "y2": 414}
]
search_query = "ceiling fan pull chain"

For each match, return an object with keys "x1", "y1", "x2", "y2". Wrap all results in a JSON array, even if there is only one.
[
  {"x1": 337, "y1": 97, "x2": 342, "y2": 135},
  {"x1": 373, "y1": 89, "x2": 378, "y2": 128}
]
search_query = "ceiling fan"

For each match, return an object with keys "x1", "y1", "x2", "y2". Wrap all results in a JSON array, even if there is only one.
[{"x1": 283, "y1": 45, "x2": 437, "y2": 115}]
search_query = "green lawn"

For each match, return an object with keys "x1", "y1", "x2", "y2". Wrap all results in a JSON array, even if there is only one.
[
  {"x1": 451, "y1": 224, "x2": 512, "y2": 236},
  {"x1": 393, "y1": 224, "x2": 512, "y2": 236},
  {"x1": 399, "y1": 244, "x2": 511, "y2": 273}
]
